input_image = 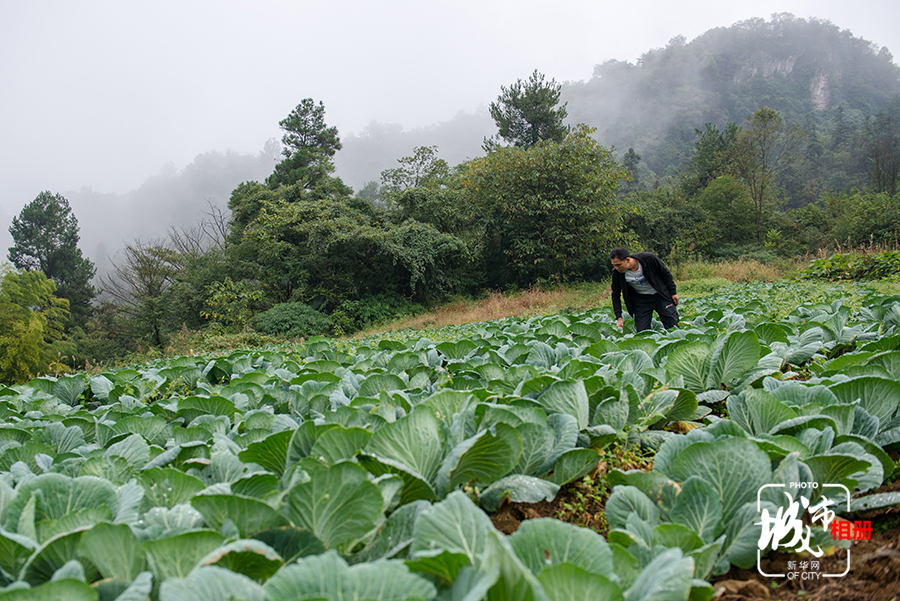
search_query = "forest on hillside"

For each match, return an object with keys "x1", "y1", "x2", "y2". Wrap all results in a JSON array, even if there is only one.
[
  {"x1": 3, "y1": 14, "x2": 900, "y2": 380},
  {"x1": 566, "y1": 13, "x2": 900, "y2": 179}
]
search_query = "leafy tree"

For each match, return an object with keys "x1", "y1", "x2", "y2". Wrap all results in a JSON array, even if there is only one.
[
  {"x1": 8, "y1": 191, "x2": 96, "y2": 325},
  {"x1": 356, "y1": 181, "x2": 382, "y2": 204},
  {"x1": 64, "y1": 301, "x2": 131, "y2": 367},
  {"x1": 621, "y1": 148, "x2": 642, "y2": 192},
  {"x1": 487, "y1": 70, "x2": 569, "y2": 148},
  {"x1": 165, "y1": 202, "x2": 244, "y2": 330},
  {"x1": 227, "y1": 181, "x2": 285, "y2": 241},
  {"x1": 695, "y1": 175, "x2": 757, "y2": 250},
  {"x1": 461, "y1": 125, "x2": 628, "y2": 286},
  {"x1": 830, "y1": 105, "x2": 851, "y2": 151},
  {"x1": 0, "y1": 267, "x2": 69, "y2": 383},
  {"x1": 265, "y1": 98, "x2": 351, "y2": 194},
  {"x1": 201, "y1": 277, "x2": 263, "y2": 329},
  {"x1": 624, "y1": 187, "x2": 714, "y2": 262},
  {"x1": 803, "y1": 117, "x2": 824, "y2": 162},
  {"x1": 99, "y1": 240, "x2": 180, "y2": 347},
  {"x1": 737, "y1": 107, "x2": 804, "y2": 244},
  {"x1": 378, "y1": 147, "x2": 474, "y2": 245},
  {"x1": 238, "y1": 192, "x2": 469, "y2": 309},
  {"x1": 681, "y1": 123, "x2": 741, "y2": 196},
  {"x1": 823, "y1": 190, "x2": 900, "y2": 248},
  {"x1": 380, "y1": 146, "x2": 450, "y2": 201},
  {"x1": 393, "y1": 187, "x2": 475, "y2": 242}
]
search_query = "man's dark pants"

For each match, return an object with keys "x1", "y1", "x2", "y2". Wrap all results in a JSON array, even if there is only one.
[{"x1": 632, "y1": 292, "x2": 679, "y2": 332}]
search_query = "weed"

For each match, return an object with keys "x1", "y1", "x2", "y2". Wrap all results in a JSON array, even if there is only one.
[
  {"x1": 554, "y1": 444, "x2": 655, "y2": 534},
  {"x1": 798, "y1": 249, "x2": 900, "y2": 281},
  {"x1": 45, "y1": 352, "x2": 74, "y2": 377},
  {"x1": 885, "y1": 465, "x2": 900, "y2": 486},
  {"x1": 708, "y1": 402, "x2": 730, "y2": 419},
  {"x1": 604, "y1": 442, "x2": 654, "y2": 473},
  {"x1": 873, "y1": 512, "x2": 900, "y2": 533},
  {"x1": 160, "y1": 377, "x2": 193, "y2": 401},
  {"x1": 349, "y1": 283, "x2": 614, "y2": 336},
  {"x1": 677, "y1": 278, "x2": 731, "y2": 297},
  {"x1": 554, "y1": 472, "x2": 610, "y2": 534},
  {"x1": 82, "y1": 358, "x2": 105, "y2": 375}
]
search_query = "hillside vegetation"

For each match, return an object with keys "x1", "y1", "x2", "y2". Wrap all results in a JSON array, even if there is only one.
[
  {"x1": 565, "y1": 14, "x2": 900, "y2": 180},
  {"x1": 4, "y1": 14, "x2": 900, "y2": 385}
]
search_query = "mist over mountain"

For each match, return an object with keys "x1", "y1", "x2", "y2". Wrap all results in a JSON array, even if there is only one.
[
  {"x1": 564, "y1": 14, "x2": 900, "y2": 178},
  {"x1": 336, "y1": 15, "x2": 900, "y2": 190},
  {"x1": 334, "y1": 111, "x2": 495, "y2": 192},
  {"x1": 62, "y1": 146, "x2": 278, "y2": 276}
]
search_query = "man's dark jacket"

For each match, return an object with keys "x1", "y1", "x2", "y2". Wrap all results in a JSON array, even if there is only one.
[{"x1": 611, "y1": 252, "x2": 677, "y2": 318}]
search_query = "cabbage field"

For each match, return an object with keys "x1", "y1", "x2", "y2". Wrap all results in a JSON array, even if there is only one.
[{"x1": 0, "y1": 282, "x2": 899, "y2": 600}]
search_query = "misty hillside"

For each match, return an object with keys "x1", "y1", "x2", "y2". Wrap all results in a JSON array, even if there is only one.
[
  {"x1": 564, "y1": 13, "x2": 900, "y2": 178},
  {"x1": 335, "y1": 111, "x2": 495, "y2": 192},
  {"x1": 61, "y1": 147, "x2": 278, "y2": 276},
  {"x1": 337, "y1": 14, "x2": 900, "y2": 189}
]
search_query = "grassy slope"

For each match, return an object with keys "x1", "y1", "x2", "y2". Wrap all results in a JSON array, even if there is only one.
[{"x1": 350, "y1": 258, "x2": 798, "y2": 339}]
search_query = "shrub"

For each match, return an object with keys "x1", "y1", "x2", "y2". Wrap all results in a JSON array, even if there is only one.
[
  {"x1": 797, "y1": 250, "x2": 900, "y2": 281},
  {"x1": 710, "y1": 243, "x2": 778, "y2": 263},
  {"x1": 0, "y1": 269, "x2": 70, "y2": 383},
  {"x1": 330, "y1": 294, "x2": 426, "y2": 334},
  {"x1": 251, "y1": 302, "x2": 334, "y2": 338}
]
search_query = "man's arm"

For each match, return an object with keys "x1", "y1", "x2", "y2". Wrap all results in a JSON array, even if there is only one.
[
  {"x1": 611, "y1": 275, "x2": 623, "y2": 317},
  {"x1": 611, "y1": 274, "x2": 624, "y2": 327}
]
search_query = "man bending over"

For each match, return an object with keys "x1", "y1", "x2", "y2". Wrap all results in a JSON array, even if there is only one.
[{"x1": 610, "y1": 247, "x2": 680, "y2": 332}]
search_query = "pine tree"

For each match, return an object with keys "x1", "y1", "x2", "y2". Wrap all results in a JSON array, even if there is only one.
[
  {"x1": 487, "y1": 70, "x2": 569, "y2": 148},
  {"x1": 8, "y1": 191, "x2": 95, "y2": 325}
]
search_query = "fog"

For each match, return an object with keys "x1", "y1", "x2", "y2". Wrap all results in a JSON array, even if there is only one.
[
  {"x1": 2, "y1": 0, "x2": 898, "y2": 271},
  {"x1": 67, "y1": 147, "x2": 279, "y2": 276}
]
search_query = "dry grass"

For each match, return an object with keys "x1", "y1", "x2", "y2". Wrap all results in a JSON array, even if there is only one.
[
  {"x1": 815, "y1": 235, "x2": 900, "y2": 258},
  {"x1": 351, "y1": 284, "x2": 612, "y2": 337},
  {"x1": 672, "y1": 257, "x2": 800, "y2": 283}
]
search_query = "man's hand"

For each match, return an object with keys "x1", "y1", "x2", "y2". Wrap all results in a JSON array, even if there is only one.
[
  {"x1": 672, "y1": 294, "x2": 680, "y2": 306},
  {"x1": 616, "y1": 317, "x2": 624, "y2": 329}
]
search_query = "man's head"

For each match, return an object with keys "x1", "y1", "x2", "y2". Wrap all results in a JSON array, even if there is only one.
[{"x1": 610, "y1": 247, "x2": 631, "y2": 273}]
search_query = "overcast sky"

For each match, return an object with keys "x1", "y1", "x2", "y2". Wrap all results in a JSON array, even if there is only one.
[{"x1": 1, "y1": 0, "x2": 898, "y2": 217}]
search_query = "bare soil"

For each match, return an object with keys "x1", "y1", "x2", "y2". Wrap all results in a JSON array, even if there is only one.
[
  {"x1": 490, "y1": 497, "x2": 559, "y2": 535},
  {"x1": 490, "y1": 462, "x2": 611, "y2": 535}
]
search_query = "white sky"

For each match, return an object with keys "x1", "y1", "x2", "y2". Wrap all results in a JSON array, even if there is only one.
[{"x1": 1, "y1": 0, "x2": 898, "y2": 215}]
